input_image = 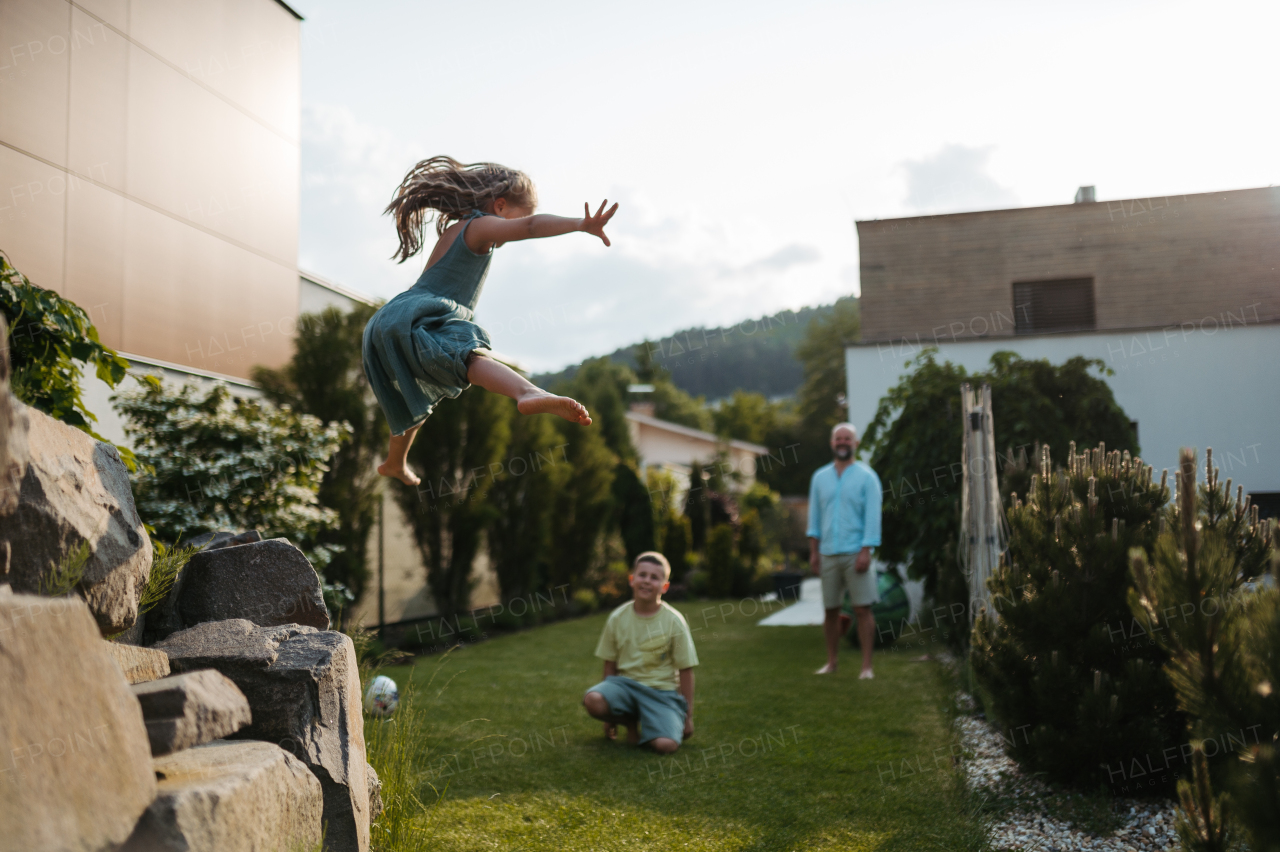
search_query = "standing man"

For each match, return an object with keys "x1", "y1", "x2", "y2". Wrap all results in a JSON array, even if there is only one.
[{"x1": 807, "y1": 423, "x2": 882, "y2": 677}]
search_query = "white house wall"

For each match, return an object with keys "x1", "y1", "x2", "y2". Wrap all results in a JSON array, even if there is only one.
[{"x1": 845, "y1": 322, "x2": 1280, "y2": 494}]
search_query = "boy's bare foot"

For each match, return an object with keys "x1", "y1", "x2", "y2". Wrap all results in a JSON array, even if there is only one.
[
  {"x1": 603, "y1": 722, "x2": 617, "y2": 741},
  {"x1": 516, "y1": 389, "x2": 592, "y2": 425},
  {"x1": 377, "y1": 460, "x2": 421, "y2": 486},
  {"x1": 815, "y1": 663, "x2": 837, "y2": 674}
]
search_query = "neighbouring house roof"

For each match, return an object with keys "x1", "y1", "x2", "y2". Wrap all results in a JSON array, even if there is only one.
[
  {"x1": 299, "y1": 269, "x2": 380, "y2": 307},
  {"x1": 625, "y1": 411, "x2": 769, "y2": 456}
]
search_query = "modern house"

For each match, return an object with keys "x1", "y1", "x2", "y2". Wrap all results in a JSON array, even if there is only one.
[
  {"x1": 1, "y1": 0, "x2": 306, "y2": 384},
  {"x1": 0, "y1": 0, "x2": 495, "y2": 629},
  {"x1": 846, "y1": 185, "x2": 1280, "y2": 514}
]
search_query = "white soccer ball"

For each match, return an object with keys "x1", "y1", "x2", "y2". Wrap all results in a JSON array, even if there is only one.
[{"x1": 364, "y1": 675, "x2": 399, "y2": 718}]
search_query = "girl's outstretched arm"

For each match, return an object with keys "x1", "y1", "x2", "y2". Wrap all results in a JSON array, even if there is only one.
[{"x1": 466, "y1": 200, "x2": 618, "y2": 252}]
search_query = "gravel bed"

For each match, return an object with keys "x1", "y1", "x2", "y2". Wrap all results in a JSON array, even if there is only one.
[{"x1": 956, "y1": 710, "x2": 1181, "y2": 852}]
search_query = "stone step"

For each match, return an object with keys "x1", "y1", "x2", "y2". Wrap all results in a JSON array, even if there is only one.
[
  {"x1": 155, "y1": 619, "x2": 370, "y2": 851},
  {"x1": 131, "y1": 669, "x2": 252, "y2": 756},
  {"x1": 106, "y1": 640, "x2": 171, "y2": 684},
  {"x1": 0, "y1": 591, "x2": 156, "y2": 851},
  {"x1": 121, "y1": 739, "x2": 323, "y2": 852}
]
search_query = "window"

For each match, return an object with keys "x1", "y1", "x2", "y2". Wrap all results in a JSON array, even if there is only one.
[
  {"x1": 1251, "y1": 492, "x2": 1280, "y2": 521},
  {"x1": 1012, "y1": 278, "x2": 1096, "y2": 334}
]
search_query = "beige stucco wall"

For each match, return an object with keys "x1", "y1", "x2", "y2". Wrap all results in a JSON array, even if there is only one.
[
  {"x1": 350, "y1": 487, "x2": 501, "y2": 629},
  {"x1": 857, "y1": 186, "x2": 1280, "y2": 344},
  {"x1": 0, "y1": 0, "x2": 301, "y2": 380}
]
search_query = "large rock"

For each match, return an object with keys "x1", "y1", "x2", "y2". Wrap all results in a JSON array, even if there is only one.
[
  {"x1": 0, "y1": 404, "x2": 152, "y2": 633},
  {"x1": 144, "y1": 534, "x2": 320, "y2": 644},
  {"x1": 132, "y1": 669, "x2": 252, "y2": 756},
  {"x1": 0, "y1": 590, "x2": 156, "y2": 851},
  {"x1": 121, "y1": 739, "x2": 324, "y2": 852},
  {"x1": 106, "y1": 640, "x2": 171, "y2": 684},
  {"x1": 178, "y1": 538, "x2": 328, "y2": 632},
  {"x1": 0, "y1": 319, "x2": 27, "y2": 517},
  {"x1": 188, "y1": 529, "x2": 262, "y2": 552},
  {"x1": 155, "y1": 620, "x2": 370, "y2": 852},
  {"x1": 367, "y1": 763, "x2": 383, "y2": 822}
]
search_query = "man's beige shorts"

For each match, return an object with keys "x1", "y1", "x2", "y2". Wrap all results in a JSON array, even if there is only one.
[{"x1": 820, "y1": 553, "x2": 879, "y2": 609}]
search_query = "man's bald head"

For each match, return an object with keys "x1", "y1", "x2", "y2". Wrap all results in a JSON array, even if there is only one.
[
  {"x1": 830, "y1": 422, "x2": 858, "y2": 461},
  {"x1": 831, "y1": 422, "x2": 857, "y2": 441}
]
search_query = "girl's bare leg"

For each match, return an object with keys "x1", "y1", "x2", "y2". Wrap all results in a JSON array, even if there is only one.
[
  {"x1": 378, "y1": 423, "x2": 422, "y2": 485},
  {"x1": 467, "y1": 353, "x2": 592, "y2": 425}
]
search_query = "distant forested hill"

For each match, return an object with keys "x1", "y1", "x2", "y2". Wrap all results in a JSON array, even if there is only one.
[{"x1": 533, "y1": 302, "x2": 844, "y2": 400}]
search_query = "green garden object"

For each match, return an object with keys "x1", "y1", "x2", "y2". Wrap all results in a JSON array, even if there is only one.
[{"x1": 843, "y1": 570, "x2": 910, "y2": 647}]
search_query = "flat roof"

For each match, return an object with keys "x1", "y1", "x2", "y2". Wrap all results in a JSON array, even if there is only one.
[
  {"x1": 854, "y1": 185, "x2": 1276, "y2": 226},
  {"x1": 273, "y1": 0, "x2": 304, "y2": 20}
]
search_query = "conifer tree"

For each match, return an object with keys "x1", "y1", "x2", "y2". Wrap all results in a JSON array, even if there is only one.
[
  {"x1": 1128, "y1": 448, "x2": 1278, "y2": 852},
  {"x1": 971, "y1": 442, "x2": 1183, "y2": 790}
]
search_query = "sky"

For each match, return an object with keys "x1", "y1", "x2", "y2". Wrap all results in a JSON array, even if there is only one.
[{"x1": 290, "y1": 0, "x2": 1279, "y2": 374}]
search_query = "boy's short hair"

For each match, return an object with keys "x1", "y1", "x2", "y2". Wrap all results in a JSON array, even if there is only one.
[{"x1": 632, "y1": 551, "x2": 671, "y2": 580}]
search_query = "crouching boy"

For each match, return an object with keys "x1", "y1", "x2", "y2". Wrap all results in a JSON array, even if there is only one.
[{"x1": 582, "y1": 551, "x2": 698, "y2": 754}]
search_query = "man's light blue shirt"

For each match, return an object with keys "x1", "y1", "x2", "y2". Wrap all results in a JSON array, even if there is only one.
[{"x1": 807, "y1": 460, "x2": 882, "y2": 556}]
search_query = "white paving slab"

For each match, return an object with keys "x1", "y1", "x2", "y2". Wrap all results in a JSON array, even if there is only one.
[
  {"x1": 758, "y1": 578, "x2": 826, "y2": 626},
  {"x1": 756, "y1": 565, "x2": 927, "y2": 628}
]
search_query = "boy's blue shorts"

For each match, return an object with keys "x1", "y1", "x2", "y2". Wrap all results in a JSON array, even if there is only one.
[{"x1": 585, "y1": 675, "x2": 688, "y2": 745}]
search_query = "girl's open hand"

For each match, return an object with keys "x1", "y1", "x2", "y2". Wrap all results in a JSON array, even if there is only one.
[{"x1": 582, "y1": 200, "x2": 619, "y2": 246}]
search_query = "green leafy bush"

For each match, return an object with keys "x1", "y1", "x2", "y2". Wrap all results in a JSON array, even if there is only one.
[
  {"x1": 971, "y1": 442, "x2": 1182, "y2": 791},
  {"x1": 864, "y1": 350, "x2": 1137, "y2": 647},
  {"x1": 1, "y1": 254, "x2": 140, "y2": 468},
  {"x1": 255, "y1": 305, "x2": 388, "y2": 603},
  {"x1": 115, "y1": 381, "x2": 347, "y2": 568},
  {"x1": 571, "y1": 588, "x2": 599, "y2": 614}
]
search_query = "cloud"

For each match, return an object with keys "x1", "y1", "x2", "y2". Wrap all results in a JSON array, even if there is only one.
[
  {"x1": 900, "y1": 144, "x2": 1017, "y2": 214},
  {"x1": 297, "y1": 106, "x2": 850, "y2": 373},
  {"x1": 298, "y1": 103, "x2": 420, "y2": 298},
  {"x1": 738, "y1": 243, "x2": 821, "y2": 275}
]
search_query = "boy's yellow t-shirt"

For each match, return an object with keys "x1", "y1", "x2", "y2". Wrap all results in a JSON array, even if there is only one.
[{"x1": 594, "y1": 601, "x2": 699, "y2": 692}]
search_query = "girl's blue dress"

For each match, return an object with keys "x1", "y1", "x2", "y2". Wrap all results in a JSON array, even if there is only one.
[{"x1": 362, "y1": 210, "x2": 495, "y2": 435}]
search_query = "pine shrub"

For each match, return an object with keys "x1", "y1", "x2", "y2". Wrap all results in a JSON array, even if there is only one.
[
  {"x1": 1129, "y1": 448, "x2": 1278, "y2": 851},
  {"x1": 971, "y1": 442, "x2": 1184, "y2": 791}
]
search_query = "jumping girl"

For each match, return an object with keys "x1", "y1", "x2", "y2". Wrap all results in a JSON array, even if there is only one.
[{"x1": 363, "y1": 156, "x2": 616, "y2": 486}]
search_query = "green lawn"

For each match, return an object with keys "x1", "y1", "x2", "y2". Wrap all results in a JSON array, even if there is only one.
[{"x1": 374, "y1": 601, "x2": 991, "y2": 852}]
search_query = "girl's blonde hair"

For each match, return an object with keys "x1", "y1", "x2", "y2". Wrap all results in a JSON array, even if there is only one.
[{"x1": 384, "y1": 156, "x2": 538, "y2": 262}]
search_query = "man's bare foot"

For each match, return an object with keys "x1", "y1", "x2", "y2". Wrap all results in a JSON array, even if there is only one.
[
  {"x1": 377, "y1": 460, "x2": 421, "y2": 486},
  {"x1": 516, "y1": 389, "x2": 592, "y2": 425},
  {"x1": 603, "y1": 722, "x2": 617, "y2": 741},
  {"x1": 815, "y1": 663, "x2": 837, "y2": 674}
]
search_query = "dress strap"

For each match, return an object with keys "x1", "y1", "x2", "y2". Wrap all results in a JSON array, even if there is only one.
[{"x1": 457, "y1": 209, "x2": 493, "y2": 257}]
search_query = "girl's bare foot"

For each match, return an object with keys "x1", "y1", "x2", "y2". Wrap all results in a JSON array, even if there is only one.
[
  {"x1": 377, "y1": 460, "x2": 421, "y2": 486},
  {"x1": 516, "y1": 389, "x2": 592, "y2": 425}
]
